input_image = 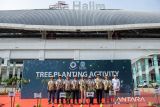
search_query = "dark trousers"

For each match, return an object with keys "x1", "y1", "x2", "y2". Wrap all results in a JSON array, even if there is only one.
[
  {"x1": 72, "y1": 90, "x2": 79, "y2": 104},
  {"x1": 56, "y1": 88, "x2": 64, "y2": 104},
  {"x1": 89, "y1": 97, "x2": 94, "y2": 104},
  {"x1": 96, "y1": 89, "x2": 102, "y2": 104},
  {"x1": 104, "y1": 90, "x2": 110, "y2": 103},
  {"x1": 65, "y1": 90, "x2": 71, "y2": 103},
  {"x1": 48, "y1": 90, "x2": 55, "y2": 103}
]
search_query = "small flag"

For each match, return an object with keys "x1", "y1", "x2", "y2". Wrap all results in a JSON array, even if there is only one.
[
  {"x1": 80, "y1": 104, "x2": 83, "y2": 107},
  {"x1": 100, "y1": 103, "x2": 103, "y2": 107},
  {"x1": 58, "y1": 104, "x2": 64, "y2": 107}
]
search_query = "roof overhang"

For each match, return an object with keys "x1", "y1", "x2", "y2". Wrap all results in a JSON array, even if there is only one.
[{"x1": 0, "y1": 23, "x2": 160, "y2": 32}]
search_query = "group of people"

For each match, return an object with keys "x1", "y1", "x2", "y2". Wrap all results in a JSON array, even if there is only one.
[{"x1": 47, "y1": 73, "x2": 120, "y2": 105}]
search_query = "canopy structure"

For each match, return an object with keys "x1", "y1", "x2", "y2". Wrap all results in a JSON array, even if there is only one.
[{"x1": 0, "y1": 9, "x2": 160, "y2": 31}]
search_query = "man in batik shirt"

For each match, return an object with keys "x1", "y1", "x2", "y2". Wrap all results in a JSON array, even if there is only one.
[
  {"x1": 87, "y1": 76, "x2": 95, "y2": 105},
  {"x1": 63, "y1": 75, "x2": 72, "y2": 104},
  {"x1": 79, "y1": 75, "x2": 87, "y2": 104},
  {"x1": 71, "y1": 75, "x2": 79, "y2": 104},
  {"x1": 47, "y1": 75, "x2": 56, "y2": 104},
  {"x1": 56, "y1": 74, "x2": 64, "y2": 104},
  {"x1": 95, "y1": 74, "x2": 103, "y2": 104},
  {"x1": 103, "y1": 75, "x2": 112, "y2": 104}
]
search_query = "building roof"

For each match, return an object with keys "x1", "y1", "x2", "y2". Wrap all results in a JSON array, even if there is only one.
[{"x1": 0, "y1": 9, "x2": 160, "y2": 31}]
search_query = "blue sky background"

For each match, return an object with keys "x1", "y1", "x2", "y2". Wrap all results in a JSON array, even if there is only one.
[{"x1": 0, "y1": 0, "x2": 160, "y2": 12}]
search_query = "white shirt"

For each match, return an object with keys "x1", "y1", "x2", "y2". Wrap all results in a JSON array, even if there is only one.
[{"x1": 112, "y1": 78, "x2": 120, "y2": 90}]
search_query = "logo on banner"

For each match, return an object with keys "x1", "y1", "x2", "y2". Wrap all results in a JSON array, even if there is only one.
[
  {"x1": 79, "y1": 61, "x2": 86, "y2": 70},
  {"x1": 69, "y1": 61, "x2": 77, "y2": 70}
]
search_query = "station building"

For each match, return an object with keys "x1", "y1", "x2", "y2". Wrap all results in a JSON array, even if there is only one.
[{"x1": 0, "y1": 9, "x2": 160, "y2": 87}]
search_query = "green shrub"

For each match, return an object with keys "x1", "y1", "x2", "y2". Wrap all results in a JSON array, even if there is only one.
[{"x1": 16, "y1": 104, "x2": 20, "y2": 107}]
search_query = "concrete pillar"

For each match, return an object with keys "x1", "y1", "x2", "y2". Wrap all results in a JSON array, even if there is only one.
[
  {"x1": 41, "y1": 31, "x2": 47, "y2": 39},
  {"x1": 137, "y1": 61, "x2": 143, "y2": 85},
  {"x1": 39, "y1": 50, "x2": 45, "y2": 61},
  {"x1": 13, "y1": 62, "x2": 16, "y2": 77},
  {"x1": 17, "y1": 68, "x2": 21, "y2": 79},
  {"x1": 108, "y1": 31, "x2": 113, "y2": 39},
  {"x1": 153, "y1": 55, "x2": 160, "y2": 84},
  {"x1": 6, "y1": 60, "x2": 10, "y2": 79},
  {"x1": 74, "y1": 50, "x2": 80, "y2": 60},
  {"x1": 144, "y1": 58, "x2": 150, "y2": 85},
  {"x1": 132, "y1": 66, "x2": 137, "y2": 88},
  {"x1": 0, "y1": 58, "x2": 2, "y2": 84}
]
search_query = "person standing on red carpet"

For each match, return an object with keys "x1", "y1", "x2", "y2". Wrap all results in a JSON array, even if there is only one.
[
  {"x1": 87, "y1": 76, "x2": 95, "y2": 105},
  {"x1": 71, "y1": 75, "x2": 79, "y2": 104},
  {"x1": 112, "y1": 75, "x2": 120, "y2": 104},
  {"x1": 63, "y1": 75, "x2": 72, "y2": 104},
  {"x1": 103, "y1": 75, "x2": 112, "y2": 104},
  {"x1": 95, "y1": 74, "x2": 103, "y2": 104},
  {"x1": 47, "y1": 75, "x2": 56, "y2": 104},
  {"x1": 56, "y1": 74, "x2": 64, "y2": 104},
  {"x1": 79, "y1": 75, "x2": 87, "y2": 104}
]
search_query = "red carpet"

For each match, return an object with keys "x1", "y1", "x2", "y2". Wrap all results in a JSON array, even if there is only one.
[{"x1": 0, "y1": 93, "x2": 159, "y2": 107}]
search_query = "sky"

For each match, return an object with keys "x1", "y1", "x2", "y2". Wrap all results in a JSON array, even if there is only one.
[{"x1": 0, "y1": 0, "x2": 160, "y2": 12}]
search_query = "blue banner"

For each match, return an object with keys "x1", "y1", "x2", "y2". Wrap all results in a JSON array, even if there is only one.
[{"x1": 22, "y1": 59, "x2": 133, "y2": 99}]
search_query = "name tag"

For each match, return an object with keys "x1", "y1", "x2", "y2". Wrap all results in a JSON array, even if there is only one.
[
  {"x1": 134, "y1": 90, "x2": 141, "y2": 96},
  {"x1": 60, "y1": 92, "x2": 66, "y2": 98},
  {"x1": 8, "y1": 91, "x2": 15, "y2": 97},
  {"x1": 154, "y1": 89, "x2": 160, "y2": 95},
  {"x1": 86, "y1": 92, "x2": 94, "y2": 97},
  {"x1": 34, "y1": 92, "x2": 42, "y2": 98},
  {"x1": 109, "y1": 90, "x2": 114, "y2": 96}
]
